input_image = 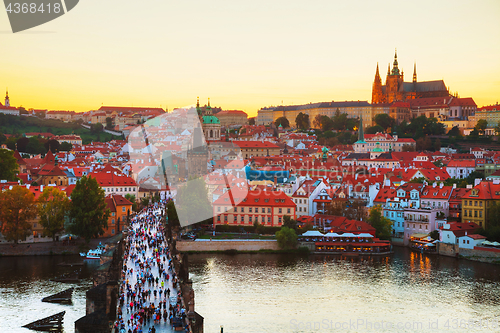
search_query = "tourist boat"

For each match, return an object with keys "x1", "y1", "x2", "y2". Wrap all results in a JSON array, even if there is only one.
[
  {"x1": 79, "y1": 243, "x2": 106, "y2": 259},
  {"x1": 299, "y1": 230, "x2": 393, "y2": 255}
]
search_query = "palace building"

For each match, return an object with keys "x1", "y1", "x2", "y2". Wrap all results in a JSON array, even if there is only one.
[{"x1": 372, "y1": 50, "x2": 450, "y2": 104}]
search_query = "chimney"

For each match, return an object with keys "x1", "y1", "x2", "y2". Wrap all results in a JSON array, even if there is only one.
[
  {"x1": 274, "y1": 176, "x2": 277, "y2": 185},
  {"x1": 453, "y1": 183, "x2": 456, "y2": 189},
  {"x1": 40, "y1": 185, "x2": 44, "y2": 192},
  {"x1": 433, "y1": 182, "x2": 437, "y2": 188},
  {"x1": 440, "y1": 182, "x2": 444, "y2": 189},
  {"x1": 465, "y1": 231, "x2": 467, "y2": 236}
]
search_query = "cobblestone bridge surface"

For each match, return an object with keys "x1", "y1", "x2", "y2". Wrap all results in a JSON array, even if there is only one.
[{"x1": 114, "y1": 204, "x2": 190, "y2": 333}]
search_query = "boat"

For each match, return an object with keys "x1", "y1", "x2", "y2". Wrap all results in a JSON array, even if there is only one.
[{"x1": 80, "y1": 243, "x2": 106, "y2": 259}]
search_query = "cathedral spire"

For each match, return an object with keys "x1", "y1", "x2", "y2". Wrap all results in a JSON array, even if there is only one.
[
  {"x1": 387, "y1": 63, "x2": 391, "y2": 76},
  {"x1": 375, "y1": 63, "x2": 381, "y2": 80},
  {"x1": 5, "y1": 88, "x2": 10, "y2": 107},
  {"x1": 391, "y1": 49, "x2": 400, "y2": 75},
  {"x1": 413, "y1": 62, "x2": 417, "y2": 83}
]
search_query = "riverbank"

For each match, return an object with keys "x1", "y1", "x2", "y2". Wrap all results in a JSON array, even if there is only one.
[{"x1": 0, "y1": 238, "x2": 110, "y2": 256}]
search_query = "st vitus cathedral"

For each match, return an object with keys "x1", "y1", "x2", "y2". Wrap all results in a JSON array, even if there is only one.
[{"x1": 372, "y1": 50, "x2": 450, "y2": 104}]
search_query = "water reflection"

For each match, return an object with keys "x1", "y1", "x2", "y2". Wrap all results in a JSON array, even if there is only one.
[
  {"x1": 0, "y1": 255, "x2": 94, "y2": 333},
  {"x1": 189, "y1": 248, "x2": 500, "y2": 333}
]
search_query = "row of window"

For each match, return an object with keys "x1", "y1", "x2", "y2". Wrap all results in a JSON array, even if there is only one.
[
  {"x1": 464, "y1": 200, "x2": 484, "y2": 207},
  {"x1": 293, "y1": 198, "x2": 308, "y2": 204},
  {"x1": 217, "y1": 207, "x2": 291, "y2": 214},
  {"x1": 106, "y1": 187, "x2": 136, "y2": 193},
  {"x1": 217, "y1": 215, "x2": 282, "y2": 224},
  {"x1": 464, "y1": 209, "x2": 482, "y2": 218}
]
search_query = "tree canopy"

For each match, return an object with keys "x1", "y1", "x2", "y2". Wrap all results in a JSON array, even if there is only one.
[
  {"x1": 368, "y1": 205, "x2": 393, "y2": 240},
  {"x1": 0, "y1": 149, "x2": 19, "y2": 181},
  {"x1": 475, "y1": 119, "x2": 488, "y2": 134},
  {"x1": 0, "y1": 186, "x2": 38, "y2": 243},
  {"x1": 295, "y1": 112, "x2": 310, "y2": 130},
  {"x1": 374, "y1": 114, "x2": 395, "y2": 131},
  {"x1": 275, "y1": 226, "x2": 297, "y2": 250},
  {"x1": 175, "y1": 177, "x2": 212, "y2": 227},
  {"x1": 38, "y1": 187, "x2": 70, "y2": 242},
  {"x1": 274, "y1": 117, "x2": 290, "y2": 128},
  {"x1": 68, "y1": 175, "x2": 110, "y2": 242}
]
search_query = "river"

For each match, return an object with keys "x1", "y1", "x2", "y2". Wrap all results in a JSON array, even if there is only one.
[{"x1": 1, "y1": 249, "x2": 500, "y2": 333}]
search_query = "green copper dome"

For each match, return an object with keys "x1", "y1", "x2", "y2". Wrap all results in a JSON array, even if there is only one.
[{"x1": 202, "y1": 115, "x2": 220, "y2": 124}]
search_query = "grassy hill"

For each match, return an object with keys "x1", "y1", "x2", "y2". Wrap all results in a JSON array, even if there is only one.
[{"x1": 0, "y1": 114, "x2": 122, "y2": 144}]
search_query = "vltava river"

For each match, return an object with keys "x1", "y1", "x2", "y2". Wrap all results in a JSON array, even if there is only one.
[
  {"x1": 1, "y1": 249, "x2": 500, "y2": 333},
  {"x1": 188, "y1": 248, "x2": 500, "y2": 333}
]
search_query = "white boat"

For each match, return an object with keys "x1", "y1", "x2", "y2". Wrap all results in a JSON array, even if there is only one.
[{"x1": 80, "y1": 243, "x2": 106, "y2": 259}]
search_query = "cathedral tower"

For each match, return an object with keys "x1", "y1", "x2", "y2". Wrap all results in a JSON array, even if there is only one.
[{"x1": 371, "y1": 63, "x2": 385, "y2": 104}]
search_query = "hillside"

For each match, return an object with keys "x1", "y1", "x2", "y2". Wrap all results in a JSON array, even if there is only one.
[{"x1": 0, "y1": 114, "x2": 121, "y2": 144}]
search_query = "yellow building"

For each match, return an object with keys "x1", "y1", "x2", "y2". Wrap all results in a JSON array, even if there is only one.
[{"x1": 461, "y1": 181, "x2": 500, "y2": 228}]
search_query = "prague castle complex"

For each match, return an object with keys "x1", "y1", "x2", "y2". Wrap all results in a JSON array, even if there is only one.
[{"x1": 257, "y1": 51, "x2": 461, "y2": 128}]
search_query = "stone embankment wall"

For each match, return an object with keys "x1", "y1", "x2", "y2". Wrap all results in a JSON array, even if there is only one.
[
  {"x1": 437, "y1": 243, "x2": 459, "y2": 257},
  {"x1": 177, "y1": 240, "x2": 279, "y2": 252},
  {"x1": 460, "y1": 247, "x2": 500, "y2": 264}
]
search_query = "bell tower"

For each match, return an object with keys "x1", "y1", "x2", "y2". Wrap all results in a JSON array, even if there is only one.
[
  {"x1": 5, "y1": 89, "x2": 10, "y2": 107},
  {"x1": 371, "y1": 63, "x2": 385, "y2": 104}
]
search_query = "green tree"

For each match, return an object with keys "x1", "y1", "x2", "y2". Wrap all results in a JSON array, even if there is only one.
[
  {"x1": 38, "y1": 187, "x2": 70, "y2": 242},
  {"x1": 434, "y1": 138, "x2": 441, "y2": 152},
  {"x1": 0, "y1": 186, "x2": 37, "y2": 243},
  {"x1": 44, "y1": 139, "x2": 60, "y2": 153},
  {"x1": 368, "y1": 205, "x2": 393, "y2": 240},
  {"x1": 166, "y1": 200, "x2": 179, "y2": 228},
  {"x1": 91, "y1": 123, "x2": 104, "y2": 133},
  {"x1": 429, "y1": 230, "x2": 439, "y2": 240},
  {"x1": 59, "y1": 142, "x2": 73, "y2": 151},
  {"x1": 475, "y1": 119, "x2": 488, "y2": 135},
  {"x1": 433, "y1": 159, "x2": 444, "y2": 168},
  {"x1": 105, "y1": 117, "x2": 114, "y2": 130},
  {"x1": 275, "y1": 227, "x2": 297, "y2": 250},
  {"x1": 0, "y1": 149, "x2": 19, "y2": 181},
  {"x1": 448, "y1": 126, "x2": 462, "y2": 137},
  {"x1": 124, "y1": 194, "x2": 138, "y2": 212},
  {"x1": 365, "y1": 125, "x2": 384, "y2": 134},
  {"x1": 332, "y1": 109, "x2": 348, "y2": 131},
  {"x1": 374, "y1": 114, "x2": 395, "y2": 131},
  {"x1": 495, "y1": 122, "x2": 500, "y2": 137},
  {"x1": 295, "y1": 112, "x2": 310, "y2": 130},
  {"x1": 282, "y1": 215, "x2": 297, "y2": 230},
  {"x1": 17, "y1": 137, "x2": 30, "y2": 152},
  {"x1": 68, "y1": 175, "x2": 110, "y2": 242},
  {"x1": 248, "y1": 118, "x2": 255, "y2": 126},
  {"x1": 274, "y1": 117, "x2": 290, "y2": 128},
  {"x1": 175, "y1": 177, "x2": 212, "y2": 226}
]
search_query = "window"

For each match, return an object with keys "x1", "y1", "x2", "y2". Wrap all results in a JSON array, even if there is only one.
[
  {"x1": 287, "y1": 208, "x2": 291, "y2": 214},
  {"x1": 234, "y1": 216, "x2": 237, "y2": 222},
  {"x1": 122, "y1": 207, "x2": 126, "y2": 212},
  {"x1": 262, "y1": 216, "x2": 265, "y2": 223},
  {"x1": 480, "y1": 202, "x2": 483, "y2": 207},
  {"x1": 268, "y1": 208, "x2": 271, "y2": 213},
  {"x1": 217, "y1": 207, "x2": 221, "y2": 212},
  {"x1": 474, "y1": 201, "x2": 478, "y2": 206},
  {"x1": 224, "y1": 215, "x2": 228, "y2": 222},
  {"x1": 278, "y1": 217, "x2": 282, "y2": 223},
  {"x1": 112, "y1": 212, "x2": 115, "y2": 216},
  {"x1": 249, "y1": 216, "x2": 252, "y2": 222},
  {"x1": 268, "y1": 217, "x2": 271, "y2": 223},
  {"x1": 217, "y1": 216, "x2": 221, "y2": 221},
  {"x1": 474, "y1": 211, "x2": 477, "y2": 217},
  {"x1": 112, "y1": 219, "x2": 115, "y2": 224},
  {"x1": 241, "y1": 207, "x2": 244, "y2": 212},
  {"x1": 479, "y1": 211, "x2": 482, "y2": 218},
  {"x1": 241, "y1": 216, "x2": 245, "y2": 222},
  {"x1": 279, "y1": 208, "x2": 282, "y2": 214},
  {"x1": 111, "y1": 229, "x2": 115, "y2": 235},
  {"x1": 249, "y1": 207, "x2": 253, "y2": 213},
  {"x1": 262, "y1": 208, "x2": 265, "y2": 213}
]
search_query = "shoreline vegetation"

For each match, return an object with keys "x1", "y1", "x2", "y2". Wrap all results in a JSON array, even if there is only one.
[{"x1": 0, "y1": 238, "x2": 108, "y2": 257}]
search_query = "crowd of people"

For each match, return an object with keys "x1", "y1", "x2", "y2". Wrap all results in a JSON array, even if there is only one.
[{"x1": 113, "y1": 202, "x2": 190, "y2": 333}]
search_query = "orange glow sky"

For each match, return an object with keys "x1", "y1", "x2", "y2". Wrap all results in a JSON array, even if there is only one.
[{"x1": 1, "y1": 0, "x2": 499, "y2": 117}]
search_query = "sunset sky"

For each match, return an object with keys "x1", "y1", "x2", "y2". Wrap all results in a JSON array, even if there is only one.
[{"x1": 1, "y1": 0, "x2": 499, "y2": 117}]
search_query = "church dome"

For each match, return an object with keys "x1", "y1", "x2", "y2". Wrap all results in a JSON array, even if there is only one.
[{"x1": 202, "y1": 115, "x2": 220, "y2": 124}]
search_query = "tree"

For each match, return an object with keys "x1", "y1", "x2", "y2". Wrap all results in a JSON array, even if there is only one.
[
  {"x1": 275, "y1": 227, "x2": 297, "y2": 250},
  {"x1": 374, "y1": 114, "x2": 395, "y2": 131},
  {"x1": 429, "y1": 230, "x2": 439, "y2": 240},
  {"x1": 59, "y1": 142, "x2": 73, "y2": 151},
  {"x1": 295, "y1": 112, "x2": 310, "y2": 130},
  {"x1": 38, "y1": 187, "x2": 70, "y2": 242},
  {"x1": 434, "y1": 138, "x2": 441, "y2": 152},
  {"x1": 495, "y1": 122, "x2": 500, "y2": 137},
  {"x1": 448, "y1": 126, "x2": 462, "y2": 137},
  {"x1": 68, "y1": 175, "x2": 110, "y2": 242},
  {"x1": 368, "y1": 205, "x2": 392, "y2": 240},
  {"x1": 416, "y1": 137, "x2": 432, "y2": 151},
  {"x1": 91, "y1": 123, "x2": 104, "y2": 133},
  {"x1": 0, "y1": 186, "x2": 37, "y2": 243},
  {"x1": 332, "y1": 109, "x2": 348, "y2": 131},
  {"x1": 282, "y1": 215, "x2": 297, "y2": 230},
  {"x1": 313, "y1": 114, "x2": 323, "y2": 129},
  {"x1": 17, "y1": 137, "x2": 30, "y2": 152},
  {"x1": 0, "y1": 149, "x2": 19, "y2": 181},
  {"x1": 433, "y1": 159, "x2": 444, "y2": 168},
  {"x1": 401, "y1": 144, "x2": 415, "y2": 152},
  {"x1": 175, "y1": 177, "x2": 212, "y2": 226},
  {"x1": 124, "y1": 194, "x2": 138, "y2": 212},
  {"x1": 248, "y1": 118, "x2": 255, "y2": 126},
  {"x1": 365, "y1": 125, "x2": 384, "y2": 134},
  {"x1": 44, "y1": 139, "x2": 60, "y2": 153},
  {"x1": 475, "y1": 119, "x2": 488, "y2": 135},
  {"x1": 105, "y1": 117, "x2": 114, "y2": 130},
  {"x1": 274, "y1": 117, "x2": 290, "y2": 128},
  {"x1": 166, "y1": 200, "x2": 179, "y2": 229}
]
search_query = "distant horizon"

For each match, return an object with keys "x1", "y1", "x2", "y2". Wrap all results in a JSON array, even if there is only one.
[{"x1": 2, "y1": 0, "x2": 499, "y2": 117}]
